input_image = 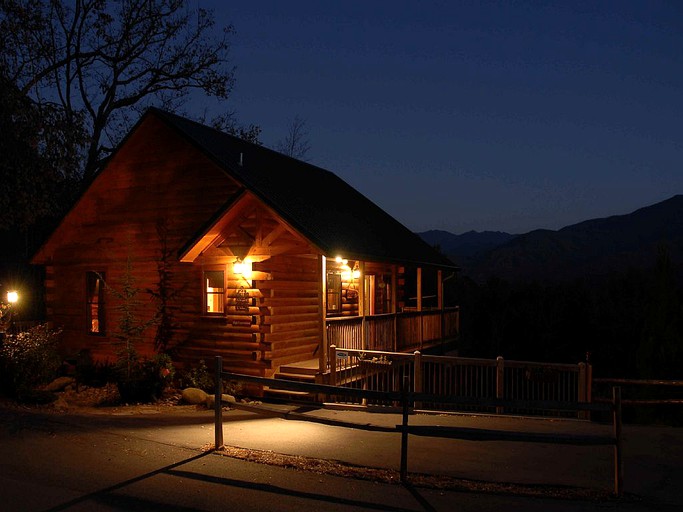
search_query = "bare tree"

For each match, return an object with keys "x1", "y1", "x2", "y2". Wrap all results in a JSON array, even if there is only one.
[
  {"x1": 276, "y1": 115, "x2": 311, "y2": 160},
  {"x1": 1, "y1": 0, "x2": 239, "y2": 179}
]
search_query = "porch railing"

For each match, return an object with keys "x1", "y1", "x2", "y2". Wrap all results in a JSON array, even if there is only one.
[
  {"x1": 325, "y1": 307, "x2": 459, "y2": 356},
  {"x1": 327, "y1": 347, "x2": 591, "y2": 419}
]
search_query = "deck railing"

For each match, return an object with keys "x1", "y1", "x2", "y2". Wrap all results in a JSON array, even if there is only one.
[
  {"x1": 327, "y1": 347, "x2": 591, "y2": 419},
  {"x1": 325, "y1": 307, "x2": 459, "y2": 357}
]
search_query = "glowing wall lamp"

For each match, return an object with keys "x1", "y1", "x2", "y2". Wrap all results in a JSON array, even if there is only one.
[
  {"x1": 233, "y1": 258, "x2": 252, "y2": 279},
  {"x1": 6, "y1": 291, "x2": 18, "y2": 304},
  {"x1": 233, "y1": 258, "x2": 246, "y2": 275}
]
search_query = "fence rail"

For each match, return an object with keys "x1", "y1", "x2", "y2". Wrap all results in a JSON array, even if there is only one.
[
  {"x1": 593, "y1": 377, "x2": 683, "y2": 405},
  {"x1": 212, "y1": 356, "x2": 623, "y2": 497},
  {"x1": 328, "y1": 347, "x2": 591, "y2": 418}
]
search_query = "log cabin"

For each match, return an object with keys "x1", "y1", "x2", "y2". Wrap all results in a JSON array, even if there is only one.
[{"x1": 31, "y1": 108, "x2": 459, "y2": 390}]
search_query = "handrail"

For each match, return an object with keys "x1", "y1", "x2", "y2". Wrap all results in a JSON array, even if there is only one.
[{"x1": 592, "y1": 377, "x2": 683, "y2": 405}]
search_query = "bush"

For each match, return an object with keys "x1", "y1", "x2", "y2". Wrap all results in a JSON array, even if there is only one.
[
  {"x1": 178, "y1": 359, "x2": 214, "y2": 392},
  {"x1": 0, "y1": 324, "x2": 62, "y2": 400},
  {"x1": 115, "y1": 352, "x2": 176, "y2": 404}
]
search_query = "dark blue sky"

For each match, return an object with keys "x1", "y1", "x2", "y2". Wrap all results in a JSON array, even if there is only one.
[{"x1": 200, "y1": 1, "x2": 683, "y2": 234}]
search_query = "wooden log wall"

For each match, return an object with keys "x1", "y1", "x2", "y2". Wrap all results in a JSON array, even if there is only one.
[
  {"x1": 254, "y1": 254, "x2": 322, "y2": 376},
  {"x1": 41, "y1": 115, "x2": 241, "y2": 367}
]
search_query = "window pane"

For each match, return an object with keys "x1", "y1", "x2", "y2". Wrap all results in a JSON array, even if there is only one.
[
  {"x1": 205, "y1": 271, "x2": 225, "y2": 290},
  {"x1": 326, "y1": 273, "x2": 341, "y2": 314},
  {"x1": 86, "y1": 271, "x2": 105, "y2": 334},
  {"x1": 205, "y1": 270, "x2": 225, "y2": 313}
]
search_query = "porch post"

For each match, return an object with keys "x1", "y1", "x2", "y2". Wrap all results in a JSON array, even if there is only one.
[
  {"x1": 392, "y1": 265, "x2": 398, "y2": 351},
  {"x1": 578, "y1": 362, "x2": 587, "y2": 420},
  {"x1": 438, "y1": 269, "x2": 444, "y2": 348},
  {"x1": 413, "y1": 350, "x2": 422, "y2": 409},
  {"x1": 417, "y1": 267, "x2": 423, "y2": 350},
  {"x1": 496, "y1": 356, "x2": 505, "y2": 414},
  {"x1": 320, "y1": 255, "x2": 328, "y2": 375}
]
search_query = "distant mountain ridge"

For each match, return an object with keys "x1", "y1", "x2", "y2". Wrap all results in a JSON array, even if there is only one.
[
  {"x1": 418, "y1": 195, "x2": 683, "y2": 282},
  {"x1": 418, "y1": 229, "x2": 516, "y2": 269}
]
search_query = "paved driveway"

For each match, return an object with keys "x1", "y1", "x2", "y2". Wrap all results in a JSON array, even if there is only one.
[{"x1": 0, "y1": 403, "x2": 681, "y2": 511}]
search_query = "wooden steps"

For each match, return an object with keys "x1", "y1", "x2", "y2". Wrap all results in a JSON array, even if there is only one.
[{"x1": 263, "y1": 359, "x2": 321, "y2": 404}]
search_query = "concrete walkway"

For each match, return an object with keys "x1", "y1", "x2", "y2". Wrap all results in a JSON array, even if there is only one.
[
  {"x1": 2, "y1": 400, "x2": 681, "y2": 510},
  {"x1": 217, "y1": 402, "x2": 683, "y2": 504}
]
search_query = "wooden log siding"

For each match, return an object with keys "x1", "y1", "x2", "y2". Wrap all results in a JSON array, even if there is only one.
[
  {"x1": 40, "y1": 115, "x2": 241, "y2": 363},
  {"x1": 254, "y1": 255, "x2": 322, "y2": 375}
]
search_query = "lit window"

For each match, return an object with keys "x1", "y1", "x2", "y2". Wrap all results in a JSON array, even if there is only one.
[
  {"x1": 205, "y1": 270, "x2": 225, "y2": 314},
  {"x1": 326, "y1": 272, "x2": 341, "y2": 315},
  {"x1": 86, "y1": 271, "x2": 106, "y2": 335}
]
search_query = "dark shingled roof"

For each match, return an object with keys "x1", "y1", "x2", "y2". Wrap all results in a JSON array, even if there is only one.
[{"x1": 151, "y1": 108, "x2": 457, "y2": 270}]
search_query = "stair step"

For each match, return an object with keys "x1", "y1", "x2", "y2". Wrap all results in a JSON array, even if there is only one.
[
  {"x1": 278, "y1": 365, "x2": 318, "y2": 376},
  {"x1": 263, "y1": 387, "x2": 319, "y2": 404},
  {"x1": 274, "y1": 372, "x2": 316, "y2": 382}
]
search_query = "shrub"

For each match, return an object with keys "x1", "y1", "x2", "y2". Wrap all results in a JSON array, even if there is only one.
[
  {"x1": 178, "y1": 359, "x2": 214, "y2": 392},
  {"x1": 115, "y1": 353, "x2": 176, "y2": 404},
  {"x1": 0, "y1": 324, "x2": 62, "y2": 399}
]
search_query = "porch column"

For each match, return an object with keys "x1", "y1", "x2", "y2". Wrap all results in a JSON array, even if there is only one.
[
  {"x1": 320, "y1": 255, "x2": 327, "y2": 374},
  {"x1": 359, "y1": 260, "x2": 366, "y2": 351}
]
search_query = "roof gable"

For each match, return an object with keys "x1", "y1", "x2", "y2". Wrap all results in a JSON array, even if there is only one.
[{"x1": 151, "y1": 108, "x2": 457, "y2": 270}]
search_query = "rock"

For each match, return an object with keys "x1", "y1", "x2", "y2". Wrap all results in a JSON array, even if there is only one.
[
  {"x1": 181, "y1": 387, "x2": 209, "y2": 405},
  {"x1": 205, "y1": 394, "x2": 236, "y2": 409},
  {"x1": 52, "y1": 396, "x2": 69, "y2": 411},
  {"x1": 44, "y1": 376, "x2": 76, "y2": 392}
]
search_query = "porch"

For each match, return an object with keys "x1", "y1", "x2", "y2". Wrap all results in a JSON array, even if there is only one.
[{"x1": 264, "y1": 306, "x2": 592, "y2": 419}]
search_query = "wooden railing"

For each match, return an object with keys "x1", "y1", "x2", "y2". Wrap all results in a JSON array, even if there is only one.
[
  {"x1": 327, "y1": 347, "x2": 591, "y2": 419},
  {"x1": 325, "y1": 307, "x2": 459, "y2": 359}
]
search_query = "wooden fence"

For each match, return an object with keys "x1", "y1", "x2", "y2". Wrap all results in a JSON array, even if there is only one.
[
  {"x1": 328, "y1": 347, "x2": 591, "y2": 419},
  {"x1": 212, "y1": 356, "x2": 623, "y2": 497}
]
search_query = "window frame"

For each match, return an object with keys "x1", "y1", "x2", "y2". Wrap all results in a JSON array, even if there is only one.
[
  {"x1": 326, "y1": 272, "x2": 342, "y2": 315},
  {"x1": 203, "y1": 268, "x2": 226, "y2": 315},
  {"x1": 86, "y1": 270, "x2": 106, "y2": 335}
]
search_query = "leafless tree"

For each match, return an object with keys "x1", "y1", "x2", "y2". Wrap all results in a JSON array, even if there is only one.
[
  {"x1": 276, "y1": 115, "x2": 311, "y2": 160},
  {"x1": 1, "y1": 0, "x2": 239, "y2": 179}
]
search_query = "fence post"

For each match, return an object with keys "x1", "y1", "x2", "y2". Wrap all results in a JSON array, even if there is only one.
[
  {"x1": 613, "y1": 386, "x2": 623, "y2": 498},
  {"x1": 329, "y1": 345, "x2": 337, "y2": 402},
  {"x1": 496, "y1": 356, "x2": 504, "y2": 414},
  {"x1": 413, "y1": 351, "x2": 422, "y2": 409},
  {"x1": 400, "y1": 375, "x2": 409, "y2": 483},
  {"x1": 214, "y1": 356, "x2": 224, "y2": 450}
]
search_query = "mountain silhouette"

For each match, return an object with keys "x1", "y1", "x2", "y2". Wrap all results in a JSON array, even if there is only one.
[{"x1": 419, "y1": 195, "x2": 683, "y2": 282}]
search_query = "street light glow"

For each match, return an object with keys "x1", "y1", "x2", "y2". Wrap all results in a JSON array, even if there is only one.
[{"x1": 6, "y1": 291, "x2": 18, "y2": 304}]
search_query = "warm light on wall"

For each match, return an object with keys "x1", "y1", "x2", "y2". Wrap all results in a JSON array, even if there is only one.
[
  {"x1": 233, "y1": 258, "x2": 246, "y2": 275},
  {"x1": 233, "y1": 258, "x2": 252, "y2": 279},
  {"x1": 6, "y1": 291, "x2": 18, "y2": 304}
]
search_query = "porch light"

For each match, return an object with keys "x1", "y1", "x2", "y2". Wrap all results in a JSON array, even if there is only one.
[
  {"x1": 352, "y1": 262, "x2": 360, "y2": 280},
  {"x1": 233, "y1": 258, "x2": 246, "y2": 275},
  {"x1": 233, "y1": 258, "x2": 252, "y2": 280},
  {"x1": 6, "y1": 291, "x2": 18, "y2": 304}
]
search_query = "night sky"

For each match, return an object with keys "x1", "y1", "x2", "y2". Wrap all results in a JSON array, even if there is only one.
[{"x1": 199, "y1": 1, "x2": 683, "y2": 235}]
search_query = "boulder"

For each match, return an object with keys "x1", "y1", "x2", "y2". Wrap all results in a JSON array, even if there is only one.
[
  {"x1": 180, "y1": 387, "x2": 209, "y2": 405},
  {"x1": 44, "y1": 376, "x2": 76, "y2": 392},
  {"x1": 205, "y1": 393, "x2": 237, "y2": 409}
]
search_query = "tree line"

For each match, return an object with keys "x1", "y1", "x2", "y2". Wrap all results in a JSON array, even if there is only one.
[{"x1": 450, "y1": 244, "x2": 683, "y2": 381}]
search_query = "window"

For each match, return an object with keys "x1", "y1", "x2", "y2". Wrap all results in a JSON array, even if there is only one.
[
  {"x1": 326, "y1": 272, "x2": 341, "y2": 315},
  {"x1": 204, "y1": 270, "x2": 225, "y2": 314},
  {"x1": 86, "y1": 271, "x2": 106, "y2": 335}
]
